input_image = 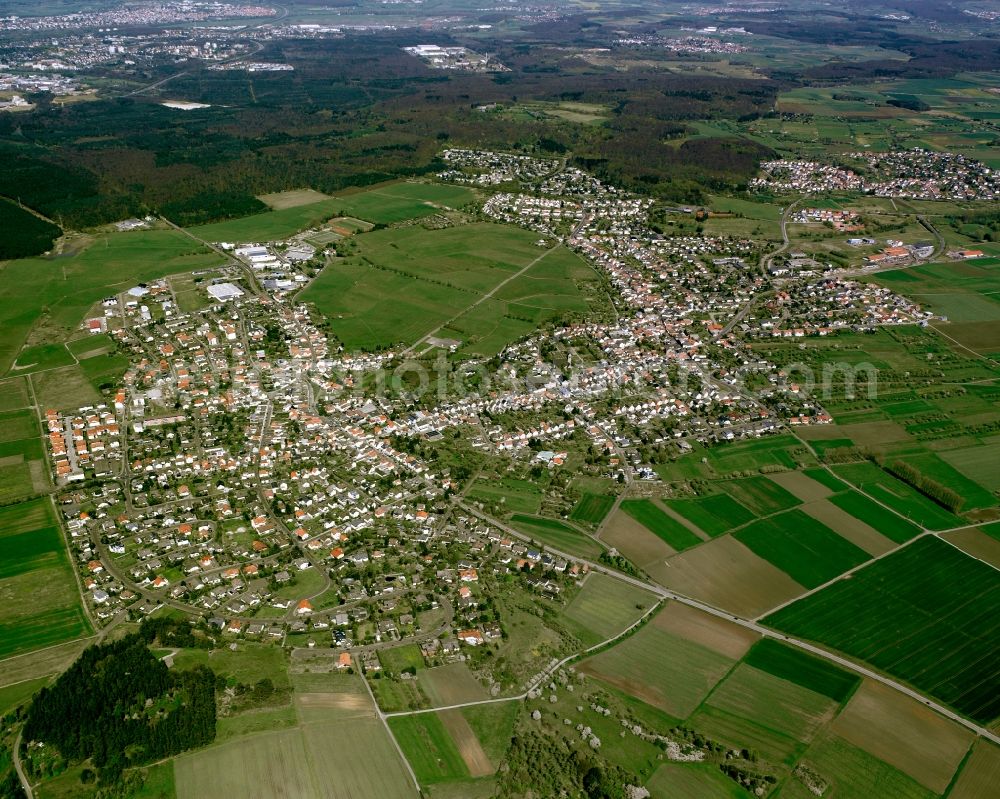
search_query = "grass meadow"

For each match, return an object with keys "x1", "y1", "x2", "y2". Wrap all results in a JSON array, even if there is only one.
[{"x1": 0, "y1": 498, "x2": 91, "y2": 659}]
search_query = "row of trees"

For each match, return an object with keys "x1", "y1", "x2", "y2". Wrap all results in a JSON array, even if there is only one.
[{"x1": 884, "y1": 460, "x2": 965, "y2": 513}]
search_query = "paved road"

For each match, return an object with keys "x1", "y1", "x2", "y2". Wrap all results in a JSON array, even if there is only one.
[
  {"x1": 455, "y1": 500, "x2": 1000, "y2": 746},
  {"x1": 12, "y1": 730, "x2": 33, "y2": 799}
]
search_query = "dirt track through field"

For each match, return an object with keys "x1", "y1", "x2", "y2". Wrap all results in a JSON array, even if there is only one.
[{"x1": 437, "y1": 709, "x2": 494, "y2": 777}]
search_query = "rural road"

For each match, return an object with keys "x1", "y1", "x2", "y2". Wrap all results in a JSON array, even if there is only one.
[
  {"x1": 454, "y1": 500, "x2": 1000, "y2": 747},
  {"x1": 13, "y1": 730, "x2": 33, "y2": 799}
]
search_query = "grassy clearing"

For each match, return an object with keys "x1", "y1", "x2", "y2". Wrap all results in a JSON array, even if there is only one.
[
  {"x1": 467, "y1": 476, "x2": 542, "y2": 515},
  {"x1": 560, "y1": 573, "x2": 654, "y2": 647},
  {"x1": 662, "y1": 494, "x2": 755, "y2": 537},
  {"x1": 645, "y1": 762, "x2": 752, "y2": 798},
  {"x1": 719, "y1": 476, "x2": 802, "y2": 516},
  {"x1": 733, "y1": 508, "x2": 870, "y2": 589},
  {"x1": 620, "y1": 499, "x2": 703, "y2": 551},
  {"x1": 300, "y1": 222, "x2": 605, "y2": 352},
  {"x1": 257, "y1": 188, "x2": 332, "y2": 209},
  {"x1": 0, "y1": 676, "x2": 49, "y2": 715},
  {"x1": 508, "y1": 514, "x2": 605, "y2": 560},
  {"x1": 765, "y1": 537, "x2": 1000, "y2": 723},
  {"x1": 379, "y1": 644, "x2": 425, "y2": 675},
  {"x1": 389, "y1": 713, "x2": 470, "y2": 784},
  {"x1": 461, "y1": 702, "x2": 518, "y2": 768},
  {"x1": 828, "y1": 490, "x2": 921, "y2": 544},
  {"x1": 743, "y1": 639, "x2": 859, "y2": 703}
]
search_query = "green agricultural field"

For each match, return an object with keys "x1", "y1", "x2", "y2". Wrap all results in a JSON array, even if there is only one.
[
  {"x1": 560, "y1": 573, "x2": 654, "y2": 647},
  {"x1": 828, "y1": 491, "x2": 921, "y2": 544},
  {"x1": 719, "y1": 476, "x2": 802, "y2": 516},
  {"x1": 335, "y1": 182, "x2": 476, "y2": 224},
  {"x1": 620, "y1": 499, "x2": 703, "y2": 551},
  {"x1": 940, "y1": 439, "x2": 1000, "y2": 491},
  {"x1": 895, "y1": 452, "x2": 996, "y2": 511},
  {"x1": 569, "y1": 493, "x2": 616, "y2": 525},
  {"x1": 388, "y1": 713, "x2": 470, "y2": 784},
  {"x1": 645, "y1": 762, "x2": 753, "y2": 799},
  {"x1": 802, "y1": 468, "x2": 850, "y2": 493},
  {"x1": 186, "y1": 198, "x2": 343, "y2": 242},
  {"x1": 794, "y1": 733, "x2": 936, "y2": 799},
  {"x1": 743, "y1": 639, "x2": 859, "y2": 703},
  {"x1": 765, "y1": 537, "x2": 1000, "y2": 723},
  {"x1": 691, "y1": 663, "x2": 839, "y2": 765},
  {"x1": 733, "y1": 509, "x2": 870, "y2": 589},
  {"x1": 461, "y1": 702, "x2": 518, "y2": 768},
  {"x1": 0, "y1": 677, "x2": 49, "y2": 716},
  {"x1": 508, "y1": 514, "x2": 605, "y2": 560},
  {"x1": 663, "y1": 494, "x2": 756, "y2": 537},
  {"x1": 0, "y1": 498, "x2": 91, "y2": 659},
  {"x1": 0, "y1": 228, "x2": 224, "y2": 375},
  {"x1": 578, "y1": 612, "x2": 736, "y2": 718},
  {"x1": 831, "y1": 463, "x2": 964, "y2": 529}
]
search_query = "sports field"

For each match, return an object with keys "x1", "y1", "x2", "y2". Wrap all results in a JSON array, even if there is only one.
[
  {"x1": 0, "y1": 498, "x2": 91, "y2": 659},
  {"x1": 765, "y1": 537, "x2": 1000, "y2": 723}
]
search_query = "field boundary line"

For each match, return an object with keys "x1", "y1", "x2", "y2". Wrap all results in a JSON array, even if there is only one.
[
  {"x1": 358, "y1": 653, "x2": 422, "y2": 796},
  {"x1": 456, "y1": 501, "x2": 1000, "y2": 747}
]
